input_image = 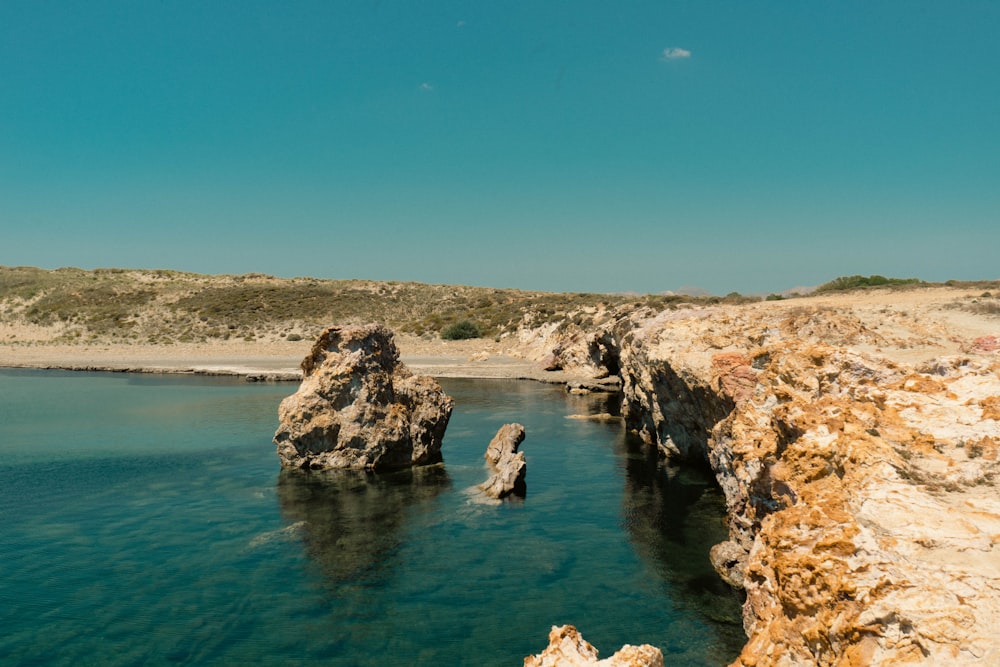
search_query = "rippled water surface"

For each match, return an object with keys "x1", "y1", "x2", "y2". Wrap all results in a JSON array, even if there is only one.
[{"x1": 0, "y1": 369, "x2": 744, "y2": 665}]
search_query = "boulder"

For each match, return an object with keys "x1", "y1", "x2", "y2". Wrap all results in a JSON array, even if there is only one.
[
  {"x1": 524, "y1": 625, "x2": 663, "y2": 667},
  {"x1": 540, "y1": 352, "x2": 563, "y2": 371},
  {"x1": 708, "y1": 540, "x2": 747, "y2": 589},
  {"x1": 273, "y1": 324, "x2": 454, "y2": 470},
  {"x1": 480, "y1": 422, "x2": 527, "y2": 498}
]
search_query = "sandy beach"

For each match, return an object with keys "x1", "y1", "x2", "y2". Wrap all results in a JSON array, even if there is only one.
[{"x1": 0, "y1": 334, "x2": 602, "y2": 385}]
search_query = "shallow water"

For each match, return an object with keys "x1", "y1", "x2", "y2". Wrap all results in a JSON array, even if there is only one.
[{"x1": 0, "y1": 370, "x2": 744, "y2": 665}]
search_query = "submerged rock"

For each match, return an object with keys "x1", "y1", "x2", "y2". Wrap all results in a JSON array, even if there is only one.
[
  {"x1": 276, "y1": 466, "x2": 450, "y2": 582},
  {"x1": 524, "y1": 625, "x2": 663, "y2": 667},
  {"x1": 479, "y1": 422, "x2": 526, "y2": 499},
  {"x1": 273, "y1": 324, "x2": 454, "y2": 470}
]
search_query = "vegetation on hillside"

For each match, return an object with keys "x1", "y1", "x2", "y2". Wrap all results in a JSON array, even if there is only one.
[
  {"x1": 947, "y1": 291, "x2": 1000, "y2": 317},
  {"x1": 814, "y1": 275, "x2": 923, "y2": 293},
  {"x1": 0, "y1": 266, "x2": 746, "y2": 345},
  {"x1": 440, "y1": 320, "x2": 483, "y2": 340},
  {"x1": 6, "y1": 267, "x2": 1000, "y2": 346}
]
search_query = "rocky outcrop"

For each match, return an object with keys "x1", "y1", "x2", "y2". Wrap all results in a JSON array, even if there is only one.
[
  {"x1": 273, "y1": 324, "x2": 454, "y2": 470},
  {"x1": 480, "y1": 422, "x2": 527, "y2": 498},
  {"x1": 524, "y1": 625, "x2": 663, "y2": 667},
  {"x1": 610, "y1": 304, "x2": 1000, "y2": 666}
]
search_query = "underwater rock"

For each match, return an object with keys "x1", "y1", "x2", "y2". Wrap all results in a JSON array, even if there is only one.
[
  {"x1": 480, "y1": 422, "x2": 526, "y2": 499},
  {"x1": 276, "y1": 466, "x2": 449, "y2": 582},
  {"x1": 274, "y1": 324, "x2": 454, "y2": 470}
]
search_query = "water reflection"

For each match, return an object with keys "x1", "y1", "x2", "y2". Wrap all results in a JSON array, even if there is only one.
[
  {"x1": 621, "y1": 435, "x2": 747, "y2": 658},
  {"x1": 276, "y1": 466, "x2": 450, "y2": 584}
]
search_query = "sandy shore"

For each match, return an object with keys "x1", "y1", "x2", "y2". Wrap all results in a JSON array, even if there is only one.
[{"x1": 0, "y1": 336, "x2": 602, "y2": 385}]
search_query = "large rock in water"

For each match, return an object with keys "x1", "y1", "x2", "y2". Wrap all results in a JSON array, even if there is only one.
[
  {"x1": 273, "y1": 324, "x2": 454, "y2": 470},
  {"x1": 480, "y1": 422, "x2": 527, "y2": 499}
]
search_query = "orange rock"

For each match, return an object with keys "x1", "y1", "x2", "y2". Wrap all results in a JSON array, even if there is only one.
[
  {"x1": 712, "y1": 351, "x2": 758, "y2": 403},
  {"x1": 970, "y1": 335, "x2": 1000, "y2": 353},
  {"x1": 980, "y1": 396, "x2": 1000, "y2": 421}
]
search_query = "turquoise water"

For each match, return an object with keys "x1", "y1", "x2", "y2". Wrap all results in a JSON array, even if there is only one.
[{"x1": 0, "y1": 370, "x2": 744, "y2": 665}]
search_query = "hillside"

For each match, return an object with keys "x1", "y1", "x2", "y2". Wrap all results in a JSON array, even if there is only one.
[
  {"x1": 0, "y1": 265, "x2": 735, "y2": 347},
  {"x1": 2, "y1": 265, "x2": 998, "y2": 379}
]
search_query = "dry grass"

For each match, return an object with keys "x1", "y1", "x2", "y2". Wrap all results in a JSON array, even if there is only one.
[
  {"x1": 945, "y1": 292, "x2": 1000, "y2": 318},
  {"x1": 0, "y1": 266, "x2": 744, "y2": 344}
]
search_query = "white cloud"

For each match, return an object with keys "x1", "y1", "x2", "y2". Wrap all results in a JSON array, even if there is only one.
[
  {"x1": 419, "y1": 82, "x2": 434, "y2": 91},
  {"x1": 661, "y1": 47, "x2": 691, "y2": 60}
]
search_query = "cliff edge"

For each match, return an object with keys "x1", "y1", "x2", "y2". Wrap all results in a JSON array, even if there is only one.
[{"x1": 521, "y1": 288, "x2": 1000, "y2": 665}]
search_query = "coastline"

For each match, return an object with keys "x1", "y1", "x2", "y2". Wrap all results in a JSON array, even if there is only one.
[
  {"x1": 4, "y1": 284, "x2": 1000, "y2": 664},
  {"x1": 0, "y1": 339, "x2": 605, "y2": 386}
]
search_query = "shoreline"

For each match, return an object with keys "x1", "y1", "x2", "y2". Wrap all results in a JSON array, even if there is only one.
[
  {"x1": 5, "y1": 284, "x2": 999, "y2": 664},
  {"x1": 0, "y1": 344, "x2": 614, "y2": 387}
]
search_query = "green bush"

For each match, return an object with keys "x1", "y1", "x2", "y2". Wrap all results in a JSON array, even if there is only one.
[
  {"x1": 440, "y1": 320, "x2": 482, "y2": 340},
  {"x1": 814, "y1": 275, "x2": 921, "y2": 293}
]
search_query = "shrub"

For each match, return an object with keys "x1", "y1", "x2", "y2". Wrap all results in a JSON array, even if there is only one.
[
  {"x1": 440, "y1": 320, "x2": 482, "y2": 340},
  {"x1": 814, "y1": 275, "x2": 921, "y2": 293}
]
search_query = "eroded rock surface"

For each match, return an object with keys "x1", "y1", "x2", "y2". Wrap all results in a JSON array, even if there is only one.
[
  {"x1": 274, "y1": 324, "x2": 454, "y2": 470},
  {"x1": 511, "y1": 290, "x2": 1000, "y2": 665},
  {"x1": 524, "y1": 625, "x2": 663, "y2": 667},
  {"x1": 480, "y1": 422, "x2": 527, "y2": 498},
  {"x1": 615, "y1": 305, "x2": 1000, "y2": 666}
]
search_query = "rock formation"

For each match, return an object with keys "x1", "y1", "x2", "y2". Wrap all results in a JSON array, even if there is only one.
[
  {"x1": 615, "y1": 305, "x2": 1000, "y2": 665},
  {"x1": 479, "y1": 422, "x2": 527, "y2": 498},
  {"x1": 524, "y1": 625, "x2": 663, "y2": 667},
  {"x1": 516, "y1": 291, "x2": 1000, "y2": 665},
  {"x1": 274, "y1": 324, "x2": 454, "y2": 470}
]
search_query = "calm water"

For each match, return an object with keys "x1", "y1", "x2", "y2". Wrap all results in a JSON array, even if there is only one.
[{"x1": 0, "y1": 369, "x2": 744, "y2": 665}]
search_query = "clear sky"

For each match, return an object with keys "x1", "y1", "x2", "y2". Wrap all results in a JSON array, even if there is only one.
[{"x1": 2, "y1": 1, "x2": 998, "y2": 295}]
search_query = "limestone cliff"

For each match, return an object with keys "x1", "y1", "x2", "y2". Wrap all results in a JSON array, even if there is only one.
[{"x1": 517, "y1": 290, "x2": 1000, "y2": 665}]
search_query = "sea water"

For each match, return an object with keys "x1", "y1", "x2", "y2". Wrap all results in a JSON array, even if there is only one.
[{"x1": 0, "y1": 369, "x2": 745, "y2": 665}]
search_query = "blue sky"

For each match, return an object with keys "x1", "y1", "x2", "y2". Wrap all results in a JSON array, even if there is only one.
[{"x1": 2, "y1": 1, "x2": 997, "y2": 294}]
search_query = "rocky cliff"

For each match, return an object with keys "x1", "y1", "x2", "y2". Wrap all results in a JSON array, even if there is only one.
[
  {"x1": 274, "y1": 324, "x2": 454, "y2": 470},
  {"x1": 520, "y1": 290, "x2": 1000, "y2": 665}
]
